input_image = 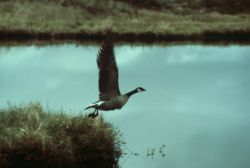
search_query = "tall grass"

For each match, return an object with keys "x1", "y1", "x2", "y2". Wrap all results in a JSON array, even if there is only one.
[{"x1": 0, "y1": 103, "x2": 122, "y2": 168}]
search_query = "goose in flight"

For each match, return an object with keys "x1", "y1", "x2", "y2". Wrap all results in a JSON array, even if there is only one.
[{"x1": 85, "y1": 36, "x2": 146, "y2": 118}]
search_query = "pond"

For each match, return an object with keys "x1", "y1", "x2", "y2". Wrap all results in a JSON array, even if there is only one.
[{"x1": 0, "y1": 44, "x2": 250, "y2": 168}]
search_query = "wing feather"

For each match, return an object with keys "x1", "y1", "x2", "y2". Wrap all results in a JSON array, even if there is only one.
[{"x1": 97, "y1": 38, "x2": 121, "y2": 100}]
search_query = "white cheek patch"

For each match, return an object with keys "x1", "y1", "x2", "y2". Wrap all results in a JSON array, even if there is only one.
[{"x1": 137, "y1": 88, "x2": 142, "y2": 92}]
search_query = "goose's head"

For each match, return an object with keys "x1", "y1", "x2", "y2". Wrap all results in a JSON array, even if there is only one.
[
  {"x1": 136, "y1": 87, "x2": 146, "y2": 93},
  {"x1": 125, "y1": 87, "x2": 146, "y2": 97}
]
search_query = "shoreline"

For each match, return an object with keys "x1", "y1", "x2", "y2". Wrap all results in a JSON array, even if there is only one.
[
  {"x1": 1, "y1": 31, "x2": 250, "y2": 45},
  {"x1": 1, "y1": 1, "x2": 250, "y2": 45}
]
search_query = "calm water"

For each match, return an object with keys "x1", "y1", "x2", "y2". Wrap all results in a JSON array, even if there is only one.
[{"x1": 0, "y1": 44, "x2": 250, "y2": 168}]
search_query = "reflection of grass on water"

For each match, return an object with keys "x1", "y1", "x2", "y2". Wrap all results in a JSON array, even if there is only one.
[{"x1": 0, "y1": 103, "x2": 122, "y2": 168}]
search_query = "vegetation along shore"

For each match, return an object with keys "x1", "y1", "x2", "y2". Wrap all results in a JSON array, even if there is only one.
[
  {"x1": 0, "y1": 103, "x2": 122, "y2": 168},
  {"x1": 0, "y1": 0, "x2": 250, "y2": 43}
]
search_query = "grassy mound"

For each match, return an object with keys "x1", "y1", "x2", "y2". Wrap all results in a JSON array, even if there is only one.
[{"x1": 0, "y1": 103, "x2": 122, "y2": 168}]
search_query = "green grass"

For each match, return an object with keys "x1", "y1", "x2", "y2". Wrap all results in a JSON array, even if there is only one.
[
  {"x1": 0, "y1": 103, "x2": 122, "y2": 168},
  {"x1": 0, "y1": 0, "x2": 250, "y2": 42}
]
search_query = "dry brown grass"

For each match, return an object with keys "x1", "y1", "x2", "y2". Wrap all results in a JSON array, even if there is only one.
[{"x1": 0, "y1": 102, "x2": 122, "y2": 168}]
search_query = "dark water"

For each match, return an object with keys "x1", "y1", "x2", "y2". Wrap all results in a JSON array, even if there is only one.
[{"x1": 1, "y1": 44, "x2": 250, "y2": 168}]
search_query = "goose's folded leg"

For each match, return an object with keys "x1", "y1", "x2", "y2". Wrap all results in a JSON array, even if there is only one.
[{"x1": 88, "y1": 109, "x2": 99, "y2": 118}]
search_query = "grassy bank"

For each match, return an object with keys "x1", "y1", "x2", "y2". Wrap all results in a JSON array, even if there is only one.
[
  {"x1": 0, "y1": 0, "x2": 250, "y2": 43},
  {"x1": 0, "y1": 103, "x2": 122, "y2": 168}
]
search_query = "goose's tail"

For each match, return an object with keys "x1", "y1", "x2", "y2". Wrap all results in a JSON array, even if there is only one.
[
  {"x1": 84, "y1": 100, "x2": 104, "y2": 110},
  {"x1": 84, "y1": 105, "x2": 96, "y2": 110}
]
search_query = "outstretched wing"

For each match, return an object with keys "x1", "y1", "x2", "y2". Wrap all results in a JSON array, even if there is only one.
[{"x1": 97, "y1": 38, "x2": 121, "y2": 100}]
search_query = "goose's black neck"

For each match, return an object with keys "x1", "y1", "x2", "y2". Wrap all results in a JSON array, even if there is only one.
[{"x1": 125, "y1": 89, "x2": 138, "y2": 97}]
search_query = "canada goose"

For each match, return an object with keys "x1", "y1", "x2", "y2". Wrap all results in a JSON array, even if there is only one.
[{"x1": 85, "y1": 36, "x2": 146, "y2": 118}]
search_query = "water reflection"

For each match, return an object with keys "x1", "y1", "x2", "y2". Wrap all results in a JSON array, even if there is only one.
[{"x1": 0, "y1": 44, "x2": 250, "y2": 168}]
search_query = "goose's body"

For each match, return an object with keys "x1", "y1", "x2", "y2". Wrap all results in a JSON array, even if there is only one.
[
  {"x1": 86, "y1": 95, "x2": 128, "y2": 111},
  {"x1": 85, "y1": 35, "x2": 145, "y2": 118}
]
